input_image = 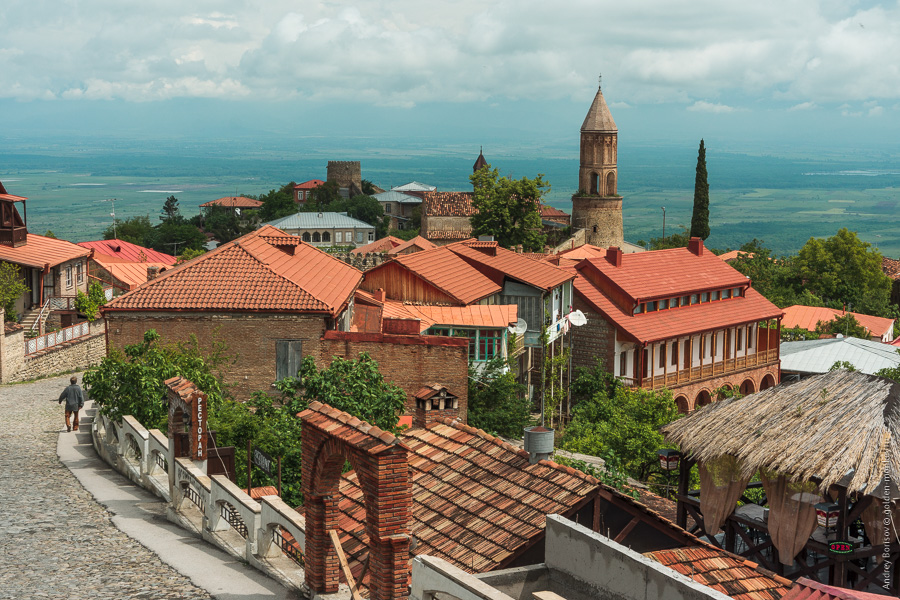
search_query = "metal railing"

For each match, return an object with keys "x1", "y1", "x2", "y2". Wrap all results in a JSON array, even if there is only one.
[
  {"x1": 49, "y1": 295, "x2": 78, "y2": 310},
  {"x1": 25, "y1": 321, "x2": 91, "y2": 355},
  {"x1": 640, "y1": 349, "x2": 779, "y2": 390},
  {"x1": 273, "y1": 527, "x2": 304, "y2": 566},
  {"x1": 29, "y1": 299, "x2": 51, "y2": 334},
  {"x1": 183, "y1": 484, "x2": 205, "y2": 513},
  {"x1": 155, "y1": 452, "x2": 168, "y2": 472},
  {"x1": 220, "y1": 502, "x2": 249, "y2": 538}
]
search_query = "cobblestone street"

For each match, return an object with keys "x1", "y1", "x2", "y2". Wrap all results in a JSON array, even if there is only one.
[{"x1": 0, "y1": 373, "x2": 214, "y2": 600}]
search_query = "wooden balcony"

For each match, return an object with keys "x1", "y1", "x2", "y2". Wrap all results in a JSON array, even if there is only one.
[
  {"x1": 0, "y1": 226, "x2": 27, "y2": 247},
  {"x1": 639, "y1": 349, "x2": 779, "y2": 390}
]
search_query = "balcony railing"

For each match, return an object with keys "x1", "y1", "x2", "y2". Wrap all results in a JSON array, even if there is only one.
[{"x1": 639, "y1": 349, "x2": 779, "y2": 390}]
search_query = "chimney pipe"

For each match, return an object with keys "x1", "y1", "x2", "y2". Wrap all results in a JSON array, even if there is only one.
[
  {"x1": 688, "y1": 237, "x2": 704, "y2": 256},
  {"x1": 606, "y1": 246, "x2": 623, "y2": 267},
  {"x1": 523, "y1": 426, "x2": 555, "y2": 464},
  {"x1": 373, "y1": 288, "x2": 386, "y2": 303},
  {"x1": 147, "y1": 265, "x2": 161, "y2": 281}
]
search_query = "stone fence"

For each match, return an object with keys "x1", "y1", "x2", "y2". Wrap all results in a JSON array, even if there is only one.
[
  {"x1": 0, "y1": 308, "x2": 107, "y2": 384},
  {"x1": 91, "y1": 410, "x2": 309, "y2": 595}
]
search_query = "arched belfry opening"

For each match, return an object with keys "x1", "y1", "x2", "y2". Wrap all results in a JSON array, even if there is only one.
[
  {"x1": 606, "y1": 172, "x2": 616, "y2": 196},
  {"x1": 590, "y1": 172, "x2": 599, "y2": 195},
  {"x1": 301, "y1": 402, "x2": 411, "y2": 600}
]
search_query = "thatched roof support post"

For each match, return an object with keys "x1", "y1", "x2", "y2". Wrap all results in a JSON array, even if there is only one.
[
  {"x1": 833, "y1": 485, "x2": 849, "y2": 588},
  {"x1": 676, "y1": 454, "x2": 694, "y2": 529}
]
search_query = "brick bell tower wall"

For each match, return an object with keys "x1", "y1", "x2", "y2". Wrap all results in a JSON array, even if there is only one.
[{"x1": 572, "y1": 195, "x2": 624, "y2": 248}]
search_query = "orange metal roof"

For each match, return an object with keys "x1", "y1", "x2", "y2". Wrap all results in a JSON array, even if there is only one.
[
  {"x1": 782, "y1": 578, "x2": 889, "y2": 600},
  {"x1": 104, "y1": 225, "x2": 362, "y2": 316},
  {"x1": 0, "y1": 233, "x2": 91, "y2": 269},
  {"x1": 646, "y1": 547, "x2": 791, "y2": 600},
  {"x1": 386, "y1": 246, "x2": 501, "y2": 305},
  {"x1": 387, "y1": 235, "x2": 437, "y2": 255},
  {"x1": 92, "y1": 256, "x2": 171, "y2": 290},
  {"x1": 294, "y1": 179, "x2": 325, "y2": 190},
  {"x1": 350, "y1": 236, "x2": 403, "y2": 255},
  {"x1": 79, "y1": 239, "x2": 176, "y2": 265},
  {"x1": 554, "y1": 244, "x2": 608, "y2": 260},
  {"x1": 199, "y1": 196, "x2": 263, "y2": 208},
  {"x1": 717, "y1": 250, "x2": 755, "y2": 262},
  {"x1": 573, "y1": 267, "x2": 783, "y2": 344},
  {"x1": 579, "y1": 244, "x2": 751, "y2": 302},
  {"x1": 356, "y1": 290, "x2": 517, "y2": 332},
  {"x1": 449, "y1": 242, "x2": 574, "y2": 291},
  {"x1": 782, "y1": 305, "x2": 894, "y2": 337}
]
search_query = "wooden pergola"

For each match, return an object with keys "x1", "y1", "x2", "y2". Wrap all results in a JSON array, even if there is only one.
[{"x1": 662, "y1": 370, "x2": 900, "y2": 594}]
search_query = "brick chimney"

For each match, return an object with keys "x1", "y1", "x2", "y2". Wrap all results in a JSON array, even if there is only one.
[
  {"x1": 688, "y1": 237, "x2": 704, "y2": 256},
  {"x1": 147, "y1": 265, "x2": 161, "y2": 280},
  {"x1": 373, "y1": 288, "x2": 386, "y2": 303},
  {"x1": 413, "y1": 384, "x2": 459, "y2": 428},
  {"x1": 606, "y1": 246, "x2": 623, "y2": 267}
]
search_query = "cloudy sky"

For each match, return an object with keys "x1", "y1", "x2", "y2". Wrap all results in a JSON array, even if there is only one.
[{"x1": 1, "y1": 0, "x2": 898, "y2": 152}]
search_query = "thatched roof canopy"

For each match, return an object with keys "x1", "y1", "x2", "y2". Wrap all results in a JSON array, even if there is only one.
[{"x1": 662, "y1": 370, "x2": 900, "y2": 495}]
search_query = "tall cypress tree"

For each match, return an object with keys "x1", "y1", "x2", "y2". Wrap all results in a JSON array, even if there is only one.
[{"x1": 690, "y1": 139, "x2": 710, "y2": 240}]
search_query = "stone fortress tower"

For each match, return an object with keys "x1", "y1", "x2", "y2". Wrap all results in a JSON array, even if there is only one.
[
  {"x1": 326, "y1": 160, "x2": 363, "y2": 198},
  {"x1": 571, "y1": 81, "x2": 624, "y2": 248}
]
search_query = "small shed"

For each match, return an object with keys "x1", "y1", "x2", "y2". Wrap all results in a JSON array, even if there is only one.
[{"x1": 662, "y1": 369, "x2": 900, "y2": 594}]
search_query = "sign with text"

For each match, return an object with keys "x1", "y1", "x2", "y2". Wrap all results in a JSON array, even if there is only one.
[
  {"x1": 251, "y1": 446, "x2": 275, "y2": 476},
  {"x1": 829, "y1": 540, "x2": 855, "y2": 555},
  {"x1": 191, "y1": 391, "x2": 208, "y2": 461}
]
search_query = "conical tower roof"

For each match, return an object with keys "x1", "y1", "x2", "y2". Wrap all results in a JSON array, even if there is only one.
[
  {"x1": 473, "y1": 147, "x2": 488, "y2": 172},
  {"x1": 581, "y1": 86, "x2": 617, "y2": 133}
]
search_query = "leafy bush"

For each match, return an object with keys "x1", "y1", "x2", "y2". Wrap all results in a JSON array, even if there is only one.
[
  {"x1": 74, "y1": 281, "x2": 107, "y2": 321},
  {"x1": 467, "y1": 357, "x2": 532, "y2": 438}
]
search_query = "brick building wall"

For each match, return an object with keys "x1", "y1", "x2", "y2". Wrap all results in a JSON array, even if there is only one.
[
  {"x1": 316, "y1": 331, "x2": 469, "y2": 423},
  {"x1": 571, "y1": 299, "x2": 617, "y2": 372},
  {"x1": 104, "y1": 311, "x2": 329, "y2": 399}
]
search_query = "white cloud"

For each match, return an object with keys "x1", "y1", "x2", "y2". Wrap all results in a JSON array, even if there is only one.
[
  {"x1": 687, "y1": 101, "x2": 737, "y2": 114},
  {"x1": 0, "y1": 0, "x2": 899, "y2": 109}
]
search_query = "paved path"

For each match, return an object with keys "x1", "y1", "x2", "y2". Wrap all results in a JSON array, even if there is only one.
[{"x1": 0, "y1": 373, "x2": 297, "y2": 600}]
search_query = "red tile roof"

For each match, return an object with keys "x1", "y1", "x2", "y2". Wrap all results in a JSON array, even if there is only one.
[
  {"x1": 103, "y1": 226, "x2": 362, "y2": 316},
  {"x1": 299, "y1": 400, "x2": 405, "y2": 453},
  {"x1": 350, "y1": 236, "x2": 404, "y2": 255},
  {"x1": 355, "y1": 290, "x2": 517, "y2": 332},
  {"x1": 325, "y1": 418, "x2": 599, "y2": 578},
  {"x1": 578, "y1": 245, "x2": 750, "y2": 303},
  {"x1": 93, "y1": 256, "x2": 172, "y2": 290},
  {"x1": 199, "y1": 196, "x2": 263, "y2": 208},
  {"x1": 540, "y1": 205, "x2": 570, "y2": 218},
  {"x1": 717, "y1": 250, "x2": 756, "y2": 263},
  {"x1": 78, "y1": 239, "x2": 176, "y2": 265},
  {"x1": 449, "y1": 241, "x2": 574, "y2": 291},
  {"x1": 385, "y1": 246, "x2": 501, "y2": 305},
  {"x1": 294, "y1": 179, "x2": 325, "y2": 190},
  {"x1": 782, "y1": 578, "x2": 888, "y2": 600},
  {"x1": 388, "y1": 236, "x2": 437, "y2": 255},
  {"x1": 782, "y1": 305, "x2": 894, "y2": 338},
  {"x1": 573, "y1": 268, "x2": 783, "y2": 344},
  {"x1": 646, "y1": 547, "x2": 791, "y2": 600},
  {"x1": 0, "y1": 234, "x2": 91, "y2": 269},
  {"x1": 422, "y1": 191, "x2": 475, "y2": 217}
]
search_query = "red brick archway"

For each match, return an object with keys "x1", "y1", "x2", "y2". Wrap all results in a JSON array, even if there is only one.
[
  {"x1": 760, "y1": 373, "x2": 776, "y2": 390},
  {"x1": 696, "y1": 389, "x2": 712, "y2": 408},
  {"x1": 674, "y1": 395, "x2": 690, "y2": 414},
  {"x1": 740, "y1": 378, "x2": 756, "y2": 396},
  {"x1": 301, "y1": 402, "x2": 411, "y2": 600}
]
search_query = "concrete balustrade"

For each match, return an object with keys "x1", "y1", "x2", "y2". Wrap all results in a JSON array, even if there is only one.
[{"x1": 90, "y1": 410, "x2": 307, "y2": 594}]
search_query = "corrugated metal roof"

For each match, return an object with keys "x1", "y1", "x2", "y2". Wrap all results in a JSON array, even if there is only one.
[
  {"x1": 780, "y1": 337, "x2": 900, "y2": 375},
  {"x1": 374, "y1": 190, "x2": 422, "y2": 204},
  {"x1": 388, "y1": 246, "x2": 501, "y2": 305},
  {"x1": 0, "y1": 233, "x2": 91, "y2": 269},
  {"x1": 391, "y1": 181, "x2": 436, "y2": 192},
  {"x1": 782, "y1": 305, "x2": 894, "y2": 339},
  {"x1": 79, "y1": 239, "x2": 176, "y2": 265},
  {"x1": 265, "y1": 212, "x2": 374, "y2": 230}
]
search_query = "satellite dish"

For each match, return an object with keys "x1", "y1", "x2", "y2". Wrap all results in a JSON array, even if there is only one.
[
  {"x1": 569, "y1": 310, "x2": 587, "y2": 327},
  {"x1": 508, "y1": 318, "x2": 528, "y2": 335}
]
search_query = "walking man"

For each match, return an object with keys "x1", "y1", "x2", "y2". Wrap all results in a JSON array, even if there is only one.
[{"x1": 58, "y1": 375, "x2": 85, "y2": 432}]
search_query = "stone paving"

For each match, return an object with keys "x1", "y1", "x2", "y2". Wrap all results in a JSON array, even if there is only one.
[{"x1": 0, "y1": 373, "x2": 214, "y2": 600}]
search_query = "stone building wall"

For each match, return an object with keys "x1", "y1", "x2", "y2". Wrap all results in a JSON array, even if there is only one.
[
  {"x1": 326, "y1": 161, "x2": 362, "y2": 196},
  {"x1": 12, "y1": 332, "x2": 107, "y2": 383},
  {"x1": 329, "y1": 251, "x2": 389, "y2": 271},
  {"x1": 571, "y1": 195, "x2": 624, "y2": 249}
]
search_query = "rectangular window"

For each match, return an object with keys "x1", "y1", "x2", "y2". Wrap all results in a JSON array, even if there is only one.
[
  {"x1": 478, "y1": 330, "x2": 501, "y2": 361},
  {"x1": 736, "y1": 329, "x2": 743, "y2": 351},
  {"x1": 748, "y1": 325, "x2": 755, "y2": 349},
  {"x1": 368, "y1": 231, "x2": 374, "y2": 241},
  {"x1": 658, "y1": 344, "x2": 666, "y2": 368},
  {"x1": 701, "y1": 292, "x2": 709, "y2": 302},
  {"x1": 336, "y1": 231, "x2": 343, "y2": 243},
  {"x1": 681, "y1": 295, "x2": 689, "y2": 306},
  {"x1": 733, "y1": 287, "x2": 742, "y2": 298},
  {"x1": 723, "y1": 289, "x2": 732, "y2": 299},
  {"x1": 633, "y1": 304, "x2": 643, "y2": 315},
  {"x1": 671, "y1": 341, "x2": 678, "y2": 366},
  {"x1": 642, "y1": 348, "x2": 649, "y2": 378},
  {"x1": 691, "y1": 294, "x2": 699, "y2": 305},
  {"x1": 385, "y1": 203, "x2": 392, "y2": 214},
  {"x1": 646, "y1": 301, "x2": 658, "y2": 312},
  {"x1": 659, "y1": 299, "x2": 669, "y2": 310},
  {"x1": 712, "y1": 291, "x2": 721, "y2": 301},
  {"x1": 357, "y1": 231, "x2": 364, "y2": 243},
  {"x1": 619, "y1": 352, "x2": 627, "y2": 377},
  {"x1": 66, "y1": 265, "x2": 72, "y2": 288},
  {"x1": 76, "y1": 262, "x2": 83, "y2": 284},
  {"x1": 275, "y1": 340, "x2": 303, "y2": 381}
]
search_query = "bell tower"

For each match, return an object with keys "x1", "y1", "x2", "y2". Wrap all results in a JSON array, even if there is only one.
[{"x1": 571, "y1": 78, "x2": 624, "y2": 248}]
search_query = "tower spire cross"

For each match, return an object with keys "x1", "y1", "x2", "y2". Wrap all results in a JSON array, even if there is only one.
[{"x1": 598, "y1": 74, "x2": 602, "y2": 89}]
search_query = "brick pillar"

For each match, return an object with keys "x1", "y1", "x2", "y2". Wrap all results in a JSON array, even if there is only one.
[
  {"x1": 365, "y1": 449, "x2": 412, "y2": 600},
  {"x1": 305, "y1": 493, "x2": 340, "y2": 593}
]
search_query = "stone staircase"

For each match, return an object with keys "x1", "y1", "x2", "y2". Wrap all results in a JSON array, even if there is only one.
[{"x1": 19, "y1": 305, "x2": 49, "y2": 334}]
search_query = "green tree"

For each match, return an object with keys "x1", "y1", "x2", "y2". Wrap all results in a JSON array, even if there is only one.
[
  {"x1": 470, "y1": 164, "x2": 547, "y2": 251},
  {"x1": 147, "y1": 221, "x2": 207, "y2": 254},
  {"x1": 203, "y1": 204, "x2": 254, "y2": 244},
  {"x1": 562, "y1": 376, "x2": 681, "y2": 481},
  {"x1": 177, "y1": 248, "x2": 206, "y2": 263},
  {"x1": 795, "y1": 228, "x2": 892, "y2": 316},
  {"x1": 361, "y1": 179, "x2": 377, "y2": 195},
  {"x1": 689, "y1": 139, "x2": 710, "y2": 240},
  {"x1": 258, "y1": 182, "x2": 297, "y2": 222},
  {"x1": 43, "y1": 230, "x2": 57, "y2": 239},
  {"x1": 816, "y1": 313, "x2": 869, "y2": 339},
  {"x1": 648, "y1": 226, "x2": 692, "y2": 250},
  {"x1": 74, "y1": 281, "x2": 107, "y2": 322},
  {"x1": 0, "y1": 261, "x2": 29, "y2": 318},
  {"x1": 467, "y1": 358, "x2": 532, "y2": 437},
  {"x1": 306, "y1": 180, "x2": 342, "y2": 210},
  {"x1": 274, "y1": 354, "x2": 406, "y2": 433},
  {"x1": 388, "y1": 228, "x2": 419, "y2": 241},
  {"x1": 161, "y1": 195, "x2": 182, "y2": 223},
  {"x1": 104, "y1": 215, "x2": 153, "y2": 246}
]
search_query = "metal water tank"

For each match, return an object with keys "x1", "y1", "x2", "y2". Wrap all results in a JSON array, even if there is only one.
[{"x1": 523, "y1": 426, "x2": 555, "y2": 464}]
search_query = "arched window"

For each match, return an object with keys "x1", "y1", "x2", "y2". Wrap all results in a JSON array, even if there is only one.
[
  {"x1": 312, "y1": 232, "x2": 321, "y2": 243},
  {"x1": 606, "y1": 172, "x2": 616, "y2": 196},
  {"x1": 322, "y1": 231, "x2": 331, "y2": 243},
  {"x1": 590, "y1": 172, "x2": 599, "y2": 195},
  {"x1": 302, "y1": 232, "x2": 311, "y2": 242},
  {"x1": 592, "y1": 225, "x2": 598, "y2": 233}
]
